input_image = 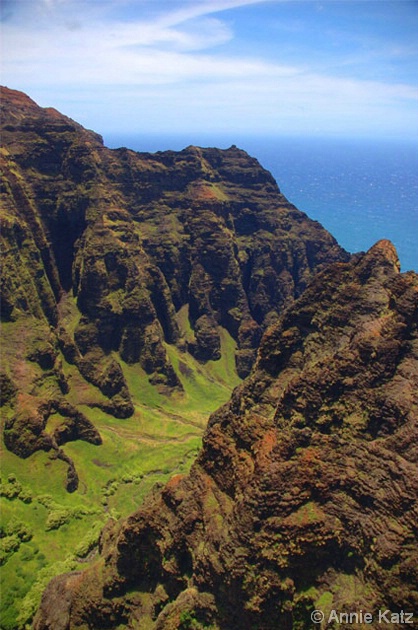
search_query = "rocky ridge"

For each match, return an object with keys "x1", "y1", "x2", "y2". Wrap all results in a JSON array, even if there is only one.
[
  {"x1": 0, "y1": 86, "x2": 347, "y2": 489},
  {"x1": 34, "y1": 240, "x2": 418, "y2": 629}
]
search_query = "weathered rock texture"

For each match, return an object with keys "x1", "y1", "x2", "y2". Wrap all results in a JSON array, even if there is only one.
[
  {"x1": 0, "y1": 86, "x2": 347, "y2": 483},
  {"x1": 34, "y1": 241, "x2": 418, "y2": 629}
]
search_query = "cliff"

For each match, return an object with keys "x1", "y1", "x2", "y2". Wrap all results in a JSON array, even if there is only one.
[
  {"x1": 33, "y1": 240, "x2": 418, "y2": 629},
  {"x1": 0, "y1": 86, "x2": 347, "y2": 490}
]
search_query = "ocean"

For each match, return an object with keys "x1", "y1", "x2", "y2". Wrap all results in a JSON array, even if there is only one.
[{"x1": 105, "y1": 134, "x2": 418, "y2": 272}]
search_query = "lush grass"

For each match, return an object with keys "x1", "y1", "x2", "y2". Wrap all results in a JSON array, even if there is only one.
[{"x1": 0, "y1": 324, "x2": 240, "y2": 629}]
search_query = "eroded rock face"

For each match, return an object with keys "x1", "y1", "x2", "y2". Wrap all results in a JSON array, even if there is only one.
[
  {"x1": 34, "y1": 242, "x2": 418, "y2": 628},
  {"x1": 1, "y1": 86, "x2": 348, "y2": 480}
]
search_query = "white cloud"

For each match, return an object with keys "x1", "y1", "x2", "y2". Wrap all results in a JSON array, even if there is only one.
[
  {"x1": 108, "y1": 17, "x2": 233, "y2": 52},
  {"x1": 141, "y1": 0, "x2": 279, "y2": 27},
  {"x1": 1, "y1": 6, "x2": 299, "y2": 86}
]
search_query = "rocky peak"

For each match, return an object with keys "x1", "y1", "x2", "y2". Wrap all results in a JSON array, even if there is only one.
[
  {"x1": 357, "y1": 238, "x2": 401, "y2": 277},
  {"x1": 1, "y1": 86, "x2": 39, "y2": 113}
]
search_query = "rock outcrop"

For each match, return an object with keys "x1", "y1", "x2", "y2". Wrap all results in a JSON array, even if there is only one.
[
  {"x1": 34, "y1": 241, "x2": 418, "y2": 628},
  {"x1": 0, "y1": 86, "x2": 348, "y2": 480}
]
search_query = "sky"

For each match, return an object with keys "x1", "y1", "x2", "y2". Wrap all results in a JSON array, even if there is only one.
[{"x1": 1, "y1": 0, "x2": 418, "y2": 140}]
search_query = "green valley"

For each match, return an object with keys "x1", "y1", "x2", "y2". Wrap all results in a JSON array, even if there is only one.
[{"x1": 1, "y1": 313, "x2": 241, "y2": 629}]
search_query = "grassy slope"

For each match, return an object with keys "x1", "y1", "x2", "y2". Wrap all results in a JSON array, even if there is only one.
[{"x1": 0, "y1": 308, "x2": 241, "y2": 629}]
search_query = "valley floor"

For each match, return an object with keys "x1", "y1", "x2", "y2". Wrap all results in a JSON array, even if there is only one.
[{"x1": 0, "y1": 313, "x2": 240, "y2": 629}]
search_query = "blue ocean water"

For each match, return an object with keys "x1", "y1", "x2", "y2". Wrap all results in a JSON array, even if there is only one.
[{"x1": 105, "y1": 134, "x2": 418, "y2": 272}]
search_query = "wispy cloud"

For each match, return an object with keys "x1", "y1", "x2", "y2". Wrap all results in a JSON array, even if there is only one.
[{"x1": 1, "y1": 1, "x2": 297, "y2": 84}]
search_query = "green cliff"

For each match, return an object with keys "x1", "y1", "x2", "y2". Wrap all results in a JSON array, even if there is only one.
[{"x1": 1, "y1": 85, "x2": 346, "y2": 481}]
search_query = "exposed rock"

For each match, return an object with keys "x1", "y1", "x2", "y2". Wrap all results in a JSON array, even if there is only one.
[
  {"x1": 33, "y1": 572, "x2": 82, "y2": 630},
  {"x1": 51, "y1": 399, "x2": 103, "y2": 447},
  {"x1": 34, "y1": 242, "x2": 418, "y2": 628},
  {"x1": 3, "y1": 402, "x2": 53, "y2": 459},
  {"x1": 0, "y1": 372, "x2": 17, "y2": 406},
  {"x1": 188, "y1": 314, "x2": 221, "y2": 362},
  {"x1": 3, "y1": 395, "x2": 101, "y2": 492}
]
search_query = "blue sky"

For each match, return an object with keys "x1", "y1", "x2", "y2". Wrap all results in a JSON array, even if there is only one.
[{"x1": 1, "y1": 0, "x2": 418, "y2": 139}]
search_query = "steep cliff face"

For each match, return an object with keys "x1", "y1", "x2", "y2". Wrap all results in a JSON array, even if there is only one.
[
  {"x1": 34, "y1": 241, "x2": 418, "y2": 629},
  {"x1": 0, "y1": 86, "x2": 348, "y2": 486}
]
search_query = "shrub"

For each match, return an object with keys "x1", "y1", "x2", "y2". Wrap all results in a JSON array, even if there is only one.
[
  {"x1": 0, "y1": 534, "x2": 20, "y2": 564},
  {"x1": 74, "y1": 522, "x2": 103, "y2": 558},
  {"x1": 45, "y1": 509, "x2": 72, "y2": 531},
  {"x1": 0, "y1": 480, "x2": 21, "y2": 499},
  {"x1": 19, "y1": 487, "x2": 33, "y2": 503},
  {"x1": 5, "y1": 518, "x2": 32, "y2": 542}
]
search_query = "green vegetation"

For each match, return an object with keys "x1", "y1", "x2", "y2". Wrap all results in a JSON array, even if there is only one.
[
  {"x1": 315, "y1": 590, "x2": 333, "y2": 610},
  {"x1": 0, "y1": 324, "x2": 240, "y2": 629},
  {"x1": 179, "y1": 610, "x2": 200, "y2": 629}
]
